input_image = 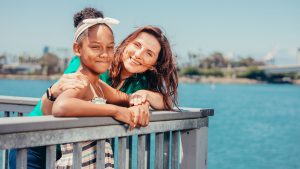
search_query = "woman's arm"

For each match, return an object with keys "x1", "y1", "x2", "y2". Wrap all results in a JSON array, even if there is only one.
[{"x1": 98, "y1": 80, "x2": 130, "y2": 106}]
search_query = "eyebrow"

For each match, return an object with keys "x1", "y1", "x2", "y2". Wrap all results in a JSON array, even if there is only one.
[{"x1": 90, "y1": 41, "x2": 115, "y2": 45}]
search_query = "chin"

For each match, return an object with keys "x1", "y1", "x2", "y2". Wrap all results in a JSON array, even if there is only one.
[
  {"x1": 95, "y1": 69, "x2": 108, "y2": 74},
  {"x1": 94, "y1": 67, "x2": 109, "y2": 74},
  {"x1": 127, "y1": 67, "x2": 146, "y2": 74}
]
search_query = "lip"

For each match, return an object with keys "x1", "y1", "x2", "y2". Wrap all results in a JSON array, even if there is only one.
[
  {"x1": 95, "y1": 61, "x2": 111, "y2": 66},
  {"x1": 129, "y1": 57, "x2": 142, "y2": 65},
  {"x1": 96, "y1": 59, "x2": 111, "y2": 63}
]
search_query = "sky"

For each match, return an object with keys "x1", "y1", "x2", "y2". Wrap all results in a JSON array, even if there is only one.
[{"x1": 0, "y1": 0, "x2": 300, "y2": 65}]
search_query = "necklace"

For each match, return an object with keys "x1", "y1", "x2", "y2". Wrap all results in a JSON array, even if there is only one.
[
  {"x1": 90, "y1": 82, "x2": 106, "y2": 104},
  {"x1": 81, "y1": 75, "x2": 106, "y2": 104}
]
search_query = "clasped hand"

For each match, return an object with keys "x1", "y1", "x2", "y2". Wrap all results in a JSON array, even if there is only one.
[
  {"x1": 52, "y1": 73, "x2": 151, "y2": 129},
  {"x1": 128, "y1": 91, "x2": 151, "y2": 128}
]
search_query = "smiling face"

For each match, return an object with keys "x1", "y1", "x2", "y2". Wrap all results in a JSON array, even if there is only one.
[
  {"x1": 122, "y1": 32, "x2": 161, "y2": 75},
  {"x1": 74, "y1": 24, "x2": 114, "y2": 75}
]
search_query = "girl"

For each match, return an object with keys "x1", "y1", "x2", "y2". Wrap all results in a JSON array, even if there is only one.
[
  {"x1": 52, "y1": 8, "x2": 136, "y2": 169},
  {"x1": 9, "y1": 7, "x2": 137, "y2": 169}
]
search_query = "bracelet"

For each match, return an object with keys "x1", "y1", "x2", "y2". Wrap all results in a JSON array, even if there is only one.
[{"x1": 46, "y1": 85, "x2": 56, "y2": 101}]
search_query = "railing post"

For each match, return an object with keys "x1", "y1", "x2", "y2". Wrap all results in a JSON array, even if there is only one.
[
  {"x1": 180, "y1": 124, "x2": 208, "y2": 169},
  {"x1": 155, "y1": 132, "x2": 163, "y2": 169},
  {"x1": 46, "y1": 145, "x2": 56, "y2": 169},
  {"x1": 171, "y1": 131, "x2": 179, "y2": 169},
  {"x1": 138, "y1": 135, "x2": 146, "y2": 169},
  {"x1": 118, "y1": 137, "x2": 127, "y2": 169},
  {"x1": 96, "y1": 140, "x2": 106, "y2": 169},
  {"x1": 2, "y1": 150, "x2": 9, "y2": 169},
  {"x1": 130, "y1": 135, "x2": 138, "y2": 169},
  {"x1": 148, "y1": 133, "x2": 155, "y2": 169},
  {"x1": 163, "y1": 131, "x2": 171, "y2": 169},
  {"x1": 72, "y1": 142, "x2": 82, "y2": 169},
  {"x1": 16, "y1": 148, "x2": 27, "y2": 169},
  {"x1": 2, "y1": 111, "x2": 10, "y2": 169}
]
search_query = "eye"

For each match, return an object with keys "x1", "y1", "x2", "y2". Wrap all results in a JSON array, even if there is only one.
[
  {"x1": 133, "y1": 42, "x2": 141, "y2": 48},
  {"x1": 107, "y1": 46, "x2": 114, "y2": 50},
  {"x1": 91, "y1": 45, "x2": 100, "y2": 49},
  {"x1": 147, "y1": 51, "x2": 154, "y2": 57}
]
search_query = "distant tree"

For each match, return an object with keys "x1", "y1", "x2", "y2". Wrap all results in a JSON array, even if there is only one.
[
  {"x1": 237, "y1": 66, "x2": 266, "y2": 80},
  {"x1": 187, "y1": 51, "x2": 202, "y2": 67},
  {"x1": 0, "y1": 54, "x2": 7, "y2": 65},
  {"x1": 180, "y1": 66, "x2": 201, "y2": 76},
  {"x1": 199, "y1": 52, "x2": 229, "y2": 68},
  {"x1": 235, "y1": 57, "x2": 265, "y2": 67}
]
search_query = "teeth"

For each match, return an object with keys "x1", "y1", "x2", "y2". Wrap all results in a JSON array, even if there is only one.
[{"x1": 130, "y1": 57, "x2": 141, "y2": 65}]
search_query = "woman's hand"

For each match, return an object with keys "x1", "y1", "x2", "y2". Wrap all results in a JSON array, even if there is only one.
[
  {"x1": 130, "y1": 90, "x2": 167, "y2": 110},
  {"x1": 51, "y1": 73, "x2": 88, "y2": 98},
  {"x1": 129, "y1": 90, "x2": 149, "y2": 106}
]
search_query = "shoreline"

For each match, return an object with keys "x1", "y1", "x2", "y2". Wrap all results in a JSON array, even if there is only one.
[
  {"x1": 1, "y1": 74, "x2": 299, "y2": 85},
  {"x1": 179, "y1": 76, "x2": 262, "y2": 84},
  {"x1": 179, "y1": 76, "x2": 300, "y2": 85}
]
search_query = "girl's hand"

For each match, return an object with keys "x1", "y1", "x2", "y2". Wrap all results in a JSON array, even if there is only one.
[
  {"x1": 51, "y1": 73, "x2": 88, "y2": 98},
  {"x1": 129, "y1": 90, "x2": 149, "y2": 106},
  {"x1": 113, "y1": 107, "x2": 136, "y2": 129},
  {"x1": 129, "y1": 103, "x2": 150, "y2": 127}
]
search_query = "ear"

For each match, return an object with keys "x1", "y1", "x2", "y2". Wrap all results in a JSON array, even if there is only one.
[{"x1": 73, "y1": 42, "x2": 81, "y2": 56}]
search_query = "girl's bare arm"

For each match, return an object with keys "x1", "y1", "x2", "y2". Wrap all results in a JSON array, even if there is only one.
[{"x1": 52, "y1": 86, "x2": 135, "y2": 127}]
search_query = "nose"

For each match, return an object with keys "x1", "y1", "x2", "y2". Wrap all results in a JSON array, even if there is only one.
[
  {"x1": 132, "y1": 49, "x2": 143, "y2": 60},
  {"x1": 99, "y1": 47, "x2": 108, "y2": 58}
]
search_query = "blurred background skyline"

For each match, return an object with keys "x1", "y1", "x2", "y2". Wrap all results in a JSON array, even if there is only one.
[
  {"x1": 0, "y1": 0, "x2": 300, "y2": 65},
  {"x1": 1, "y1": 1, "x2": 300, "y2": 168}
]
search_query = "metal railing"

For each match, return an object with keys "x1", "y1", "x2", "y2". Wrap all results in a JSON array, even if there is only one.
[{"x1": 0, "y1": 95, "x2": 214, "y2": 169}]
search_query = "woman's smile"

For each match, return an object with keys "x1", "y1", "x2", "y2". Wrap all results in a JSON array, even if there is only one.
[{"x1": 129, "y1": 56, "x2": 142, "y2": 66}]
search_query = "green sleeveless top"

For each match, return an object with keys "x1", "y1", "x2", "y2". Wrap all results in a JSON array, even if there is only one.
[{"x1": 29, "y1": 56, "x2": 148, "y2": 117}]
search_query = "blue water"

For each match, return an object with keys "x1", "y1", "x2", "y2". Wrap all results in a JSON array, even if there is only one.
[{"x1": 1, "y1": 79, "x2": 300, "y2": 169}]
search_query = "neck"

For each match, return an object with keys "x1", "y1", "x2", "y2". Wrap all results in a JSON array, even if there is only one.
[
  {"x1": 120, "y1": 68, "x2": 133, "y2": 80},
  {"x1": 77, "y1": 66, "x2": 99, "y2": 85}
]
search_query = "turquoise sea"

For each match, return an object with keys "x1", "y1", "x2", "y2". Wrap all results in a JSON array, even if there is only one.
[{"x1": 1, "y1": 79, "x2": 300, "y2": 169}]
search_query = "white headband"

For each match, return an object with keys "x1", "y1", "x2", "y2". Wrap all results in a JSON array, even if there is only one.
[{"x1": 74, "y1": 17, "x2": 120, "y2": 42}]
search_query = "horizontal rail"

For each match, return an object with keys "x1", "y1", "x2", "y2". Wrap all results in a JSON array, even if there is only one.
[
  {"x1": 0, "y1": 95, "x2": 39, "y2": 113},
  {"x1": 0, "y1": 109, "x2": 213, "y2": 134},
  {"x1": 0, "y1": 117, "x2": 208, "y2": 150},
  {"x1": 0, "y1": 95, "x2": 39, "y2": 105}
]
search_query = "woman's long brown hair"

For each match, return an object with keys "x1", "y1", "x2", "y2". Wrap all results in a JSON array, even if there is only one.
[{"x1": 110, "y1": 26, "x2": 178, "y2": 110}]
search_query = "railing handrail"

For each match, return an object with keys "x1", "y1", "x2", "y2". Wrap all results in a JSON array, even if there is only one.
[
  {"x1": 0, "y1": 110, "x2": 212, "y2": 150},
  {"x1": 0, "y1": 95, "x2": 39, "y2": 105},
  {"x1": 0, "y1": 109, "x2": 213, "y2": 134}
]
